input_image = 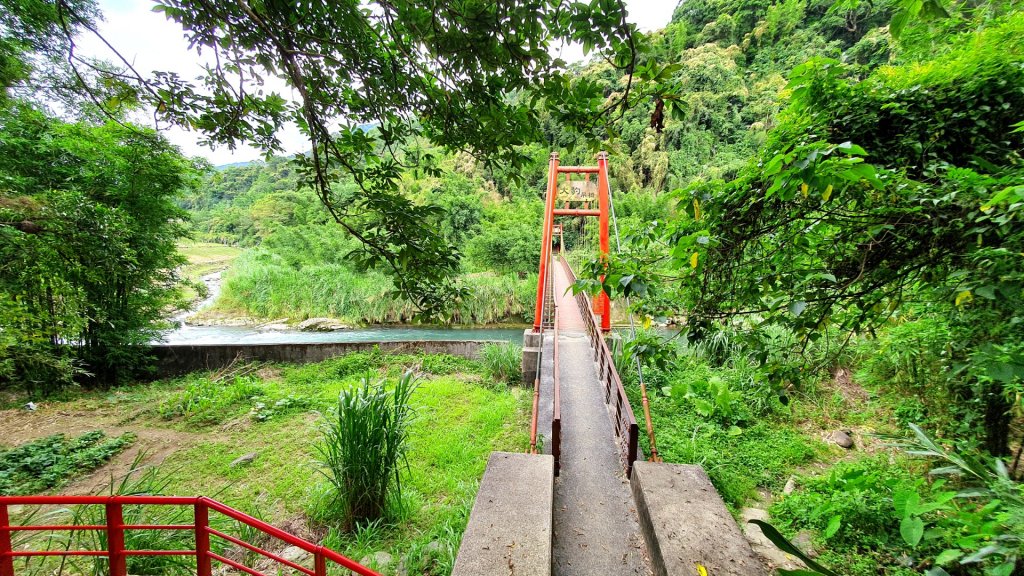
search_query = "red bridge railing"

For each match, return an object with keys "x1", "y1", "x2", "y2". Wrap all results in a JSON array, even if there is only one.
[
  {"x1": 552, "y1": 295, "x2": 562, "y2": 476},
  {"x1": 0, "y1": 496, "x2": 379, "y2": 576},
  {"x1": 560, "y1": 256, "x2": 640, "y2": 477}
]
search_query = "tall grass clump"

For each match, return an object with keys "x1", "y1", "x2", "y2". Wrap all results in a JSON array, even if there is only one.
[
  {"x1": 66, "y1": 455, "x2": 229, "y2": 576},
  {"x1": 480, "y1": 342, "x2": 521, "y2": 385},
  {"x1": 210, "y1": 249, "x2": 535, "y2": 325},
  {"x1": 315, "y1": 371, "x2": 417, "y2": 529}
]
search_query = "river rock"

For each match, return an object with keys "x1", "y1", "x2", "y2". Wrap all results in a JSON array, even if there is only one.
[
  {"x1": 190, "y1": 316, "x2": 256, "y2": 327},
  {"x1": 739, "y1": 507, "x2": 804, "y2": 570},
  {"x1": 422, "y1": 540, "x2": 441, "y2": 555},
  {"x1": 257, "y1": 319, "x2": 291, "y2": 331},
  {"x1": 829, "y1": 430, "x2": 855, "y2": 449},
  {"x1": 297, "y1": 317, "x2": 348, "y2": 331},
  {"x1": 230, "y1": 452, "x2": 258, "y2": 467},
  {"x1": 359, "y1": 551, "x2": 393, "y2": 570},
  {"x1": 783, "y1": 476, "x2": 798, "y2": 495},
  {"x1": 279, "y1": 545, "x2": 310, "y2": 565},
  {"x1": 792, "y1": 531, "x2": 817, "y2": 558}
]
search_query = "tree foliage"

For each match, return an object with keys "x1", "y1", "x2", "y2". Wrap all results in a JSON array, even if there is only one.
[
  {"x1": 42, "y1": 0, "x2": 679, "y2": 313},
  {"x1": 599, "y1": 6, "x2": 1024, "y2": 454},
  {"x1": 0, "y1": 104, "x2": 197, "y2": 390}
]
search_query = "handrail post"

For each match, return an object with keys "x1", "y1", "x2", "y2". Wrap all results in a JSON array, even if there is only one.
[
  {"x1": 627, "y1": 424, "x2": 640, "y2": 478},
  {"x1": 105, "y1": 500, "x2": 127, "y2": 576},
  {"x1": 195, "y1": 500, "x2": 212, "y2": 576},
  {"x1": 1, "y1": 504, "x2": 14, "y2": 576},
  {"x1": 315, "y1": 548, "x2": 327, "y2": 576},
  {"x1": 533, "y1": 152, "x2": 560, "y2": 331},
  {"x1": 596, "y1": 151, "x2": 612, "y2": 332}
]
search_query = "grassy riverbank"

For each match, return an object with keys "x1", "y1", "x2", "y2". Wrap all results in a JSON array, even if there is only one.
[
  {"x1": 1, "y1": 351, "x2": 530, "y2": 575},
  {"x1": 176, "y1": 241, "x2": 244, "y2": 303},
  {"x1": 198, "y1": 248, "x2": 536, "y2": 326}
]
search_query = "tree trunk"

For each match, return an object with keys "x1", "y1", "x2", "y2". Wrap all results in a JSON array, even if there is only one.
[{"x1": 983, "y1": 385, "x2": 1012, "y2": 456}]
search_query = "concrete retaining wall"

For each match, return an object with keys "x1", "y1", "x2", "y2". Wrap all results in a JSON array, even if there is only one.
[
  {"x1": 151, "y1": 340, "x2": 495, "y2": 377},
  {"x1": 631, "y1": 461, "x2": 767, "y2": 576}
]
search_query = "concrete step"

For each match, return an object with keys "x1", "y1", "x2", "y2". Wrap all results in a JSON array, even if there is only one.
[
  {"x1": 631, "y1": 461, "x2": 767, "y2": 576},
  {"x1": 452, "y1": 452, "x2": 554, "y2": 576}
]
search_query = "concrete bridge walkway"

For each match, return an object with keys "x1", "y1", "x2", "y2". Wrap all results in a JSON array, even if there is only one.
[{"x1": 547, "y1": 262, "x2": 652, "y2": 576}]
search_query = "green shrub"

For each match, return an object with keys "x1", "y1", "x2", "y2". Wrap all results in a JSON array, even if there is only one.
[
  {"x1": 157, "y1": 374, "x2": 263, "y2": 424},
  {"x1": 0, "y1": 431, "x2": 135, "y2": 495},
  {"x1": 316, "y1": 371, "x2": 418, "y2": 529},
  {"x1": 646, "y1": 394, "x2": 819, "y2": 507},
  {"x1": 771, "y1": 456, "x2": 924, "y2": 554},
  {"x1": 415, "y1": 353, "x2": 481, "y2": 376},
  {"x1": 889, "y1": 425, "x2": 1024, "y2": 575},
  {"x1": 249, "y1": 394, "x2": 313, "y2": 422},
  {"x1": 480, "y1": 342, "x2": 522, "y2": 386},
  {"x1": 772, "y1": 426, "x2": 1024, "y2": 576}
]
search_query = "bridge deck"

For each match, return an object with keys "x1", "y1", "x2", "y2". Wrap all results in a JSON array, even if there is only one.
[{"x1": 547, "y1": 262, "x2": 651, "y2": 575}]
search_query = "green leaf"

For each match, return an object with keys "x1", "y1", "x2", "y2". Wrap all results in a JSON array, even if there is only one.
[
  {"x1": 824, "y1": 515, "x2": 841, "y2": 538},
  {"x1": 894, "y1": 489, "x2": 920, "y2": 517},
  {"x1": 974, "y1": 285, "x2": 996, "y2": 300},
  {"x1": 835, "y1": 141, "x2": 867, "y2": 156},
  {"x1": 890, "y1": 8, "x2": 911, "y2": 37},
  {"x1": 788, "y1": 301, "x2": 807, "y2": 317},
  {"x1": 900, "y1": 516, "x2": 924, "y2": 547},
  {"x1": 693, "y1": 398, "x2": 714, "y2": 416},
  {"x1": 920, "y1": 0, "x2": 950, "y2": 19},
  {"x1": 934, "y1": 549, "x2": 963, "y2": 565},
  {"x1": 987, "y1": 561, "x2": 1016, "y2": 576},
  {"x1": 748, "y1": 520, "x2": 840, "y2": 576}
]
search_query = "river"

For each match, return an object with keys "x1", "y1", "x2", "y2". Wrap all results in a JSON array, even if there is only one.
[
  {"x1": 160, "y1": 271, "x2": 525, "y2": 345},
  {"x1": 160, "y1": 324, "x2": 525, "y2": 345}
]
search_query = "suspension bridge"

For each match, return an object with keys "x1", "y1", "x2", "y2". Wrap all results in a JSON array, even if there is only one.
[
  {"x1": 0, "y1": 152, "x2": 769, "y2": 576},
  {"x1": 454, "y1": 152, "x2": 768, "y2": 576}
]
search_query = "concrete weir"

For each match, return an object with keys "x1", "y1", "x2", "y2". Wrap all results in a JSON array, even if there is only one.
[{"x1": 150, "y1": 340, "x2": 493, "y2": 377}]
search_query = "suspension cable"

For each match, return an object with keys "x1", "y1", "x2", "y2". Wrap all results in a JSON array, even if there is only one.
[{"x1": 608, "y1": 191, "x2": 662, "y2": 463}]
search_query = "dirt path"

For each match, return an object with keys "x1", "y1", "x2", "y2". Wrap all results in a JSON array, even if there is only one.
[{"x1": 2, "y1": 404, "x2": 213, "y2": 495}]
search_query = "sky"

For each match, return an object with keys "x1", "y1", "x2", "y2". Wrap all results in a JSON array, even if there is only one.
[{"x1": 78, "y1": 0, "x2": 680, "y2": 165}]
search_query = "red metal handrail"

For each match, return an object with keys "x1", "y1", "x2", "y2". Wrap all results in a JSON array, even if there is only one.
[
  {"x1": 552, "y1": 293, "x2": 562, "y2": 476},
  {"x1": 0, "y1": 496, "x2": 379, "y2": 576},
  {"x1": 560, "y1": 256, "x2": 641, "y2": 478},
  {"x1": 529, "y1": 253, "x2": 552, "y2": 455}
]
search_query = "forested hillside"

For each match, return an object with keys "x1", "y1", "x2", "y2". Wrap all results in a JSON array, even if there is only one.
[
  {"x1": 179, "y1": 0, "x2": 891, "y2": 328},
  {"x1": 594, "y1": 0, "x2": 1024, "y2": 574}
]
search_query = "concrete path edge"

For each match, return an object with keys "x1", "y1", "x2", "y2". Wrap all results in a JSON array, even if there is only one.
[
  {"x1": 452, "y1": 451, "x2": 554, "y2": 576},
  {"x1": 631, "y1": 461, "x2": 768, "y2": 576}
]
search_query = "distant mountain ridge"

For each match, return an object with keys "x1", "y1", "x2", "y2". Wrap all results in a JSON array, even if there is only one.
[{"x1": 214, "y1": 160, "x2": 258, "y2": 171}]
